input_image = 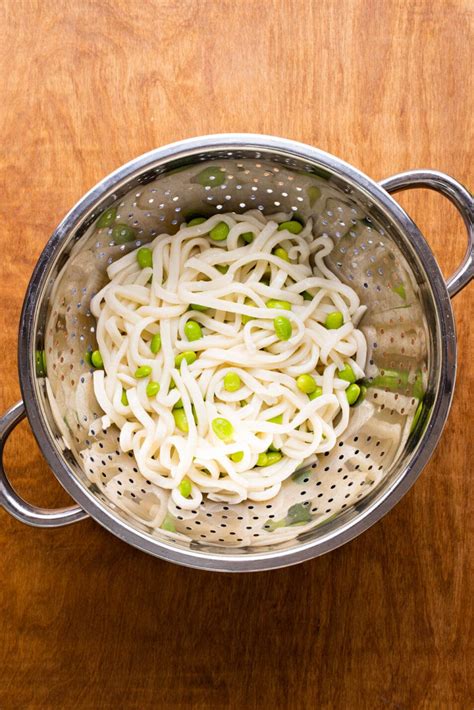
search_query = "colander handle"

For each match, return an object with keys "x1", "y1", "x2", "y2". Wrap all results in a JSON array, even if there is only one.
[
  {"x1": 380, "y1": 170, "x2": 474, "y2": 297},
  {"x1": 0, "y1": 401, "x2": 88, "y2": 527}
]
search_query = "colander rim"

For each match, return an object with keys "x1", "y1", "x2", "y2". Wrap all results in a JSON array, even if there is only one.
[{"x1": 18, "y1": 134, "x2": 456, "y2": 571}]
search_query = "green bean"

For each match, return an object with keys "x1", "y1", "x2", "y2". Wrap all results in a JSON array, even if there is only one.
[
  {"x1": 242, "y1": 232, "x2": 254, "y2": 243},
  {"x1": 224, "y1": 372, "x2": 242, "y2": 392},
  {"x1": 296, "y1": 374, "x2": 317, "y2": 394},
  {"x1": 91, "y1": 350, "x2": 104, "y2": 369},
  {"x1": 121, "y1": 389, "x2": 128, "y2": 406},
  {"x1": 184, "y1": 320, "x2": 203, "y2": 341},
  {"x1": 267, "y1": 443, "x2": 280, "y2": 453},
  {"x1": 150, "y1": 333, "x2": 161, "y2": 354},
  {"x1": 84, "y1": 351, "x2": 92, "y2": 366},
  {"x1": 112, "y1": 224, "x2": 135, "y2": 244},
  {"x1": 273, "y1": 316, "x2": 292, "y2": 341},
  {"x1": 308, "y1": 386, "x2": 323, "y2": 400},
  {"x1": 196, "y1": 166, "x2": 225, "y2": 187},
  {"x1": 175, "y1": 351, "x2": 197, "y2": 368},
  {"x1": 190, "y1": 303, "x2": 208, "y2": 312},
  {"x1": 278, "y1": 220, "x2": 303, "y2": 234},
  {"x1": 188, "y1": 217, "x2": 206, "y2": 226},
  {"x1": 346, "y1": 383, "x2": 361, "y2": 405},
  {"x1": 173, "y1": 409, "x2": 189, "y2": 433},
  {"x1": 338, "y1": 363, "x2": 356, "y2": 383},
  {"x1": 216, "y1": 264, "x2": 229, "y2": 274},
  {"x1": 179, "y1": 478, "x2": 192, "y2": 498},
  {"x1": 97, "y1": 207, "x2": 117, "y2": 229},
  {"x1": 146, "y1": 381, "x2": 160, "y2": 397},
  {"x1": 173, "y1": 398, "x2": 184, "y2": 409},
  {"x1": 212, "y1": 417, "x2": 234, "y2": 442},
  {"x1": 230, "y1": 451, "x2": 243, "y2": 463},
  {"x1": 303, "y1": 291, "x2": 313, "y2": 301},
  {"x1": 268, "y1": 414, "x2": 283, "y2": 424},
  {"x1": 137, "y1": 247, "x2": 153, "y2": 269},
  {"x1": 325, "y1": 311, "x2": 344, "y2": 329},
  {"x1": 209, "y1": 222, "x2": 229, "y2": 241},
  {"x1": 266, "y1": 299, "x2": 291, "y2": 310},
  {"x1": 134, "y1": 365, "x2": 152, "y2": 378},
  {"x1": 273, "y1": 246, "x2": 289, "y2": 261}
]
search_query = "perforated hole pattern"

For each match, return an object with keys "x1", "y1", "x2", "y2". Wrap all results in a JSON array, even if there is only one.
[{"x1": 41, "y1": 153, "x2": 429, "y2": 552}]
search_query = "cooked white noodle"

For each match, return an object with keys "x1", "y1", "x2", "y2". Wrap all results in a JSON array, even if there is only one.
[{"x1": 89, "y1": 211, "x2": 366, "y2": 513}]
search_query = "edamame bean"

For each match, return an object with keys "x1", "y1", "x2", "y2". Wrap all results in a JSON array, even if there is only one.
[
  {"x1": 150, "y1": 333, "x2": 161, "y2": 354},
  {"x1": 184, "y1": 320, "x2": 203, "y2": 341},
  {"x1": 268, "y1": 414, "x2": 283, "y2": 424},
  {"x1": 161, "y1": 514, "x2": 176, "y2": 532},
  {"x1": 190, "y1": 303, "x2": 208, "y2": 311},
  {"x1": 257, "y1": 451, "x2": 282, "y2": 466},
  {"x1": 196, "y1": 166, "x2": 225, "y2": 187},
  {"x1": 179, "y1": 478, "x2": 192, "y2": 498},
  {"x1": 325, "y1": 311, "x2": 344, "y2": 329},
  {"x1": 296, "y1": 374, "x2": 318, "y2": 394},
  {"x1": 307, "y1": 185, "x2": 321, "y2": 207},
  {"x1": 188, "y1": 217, "x2": 206, "y2": 226},
  {"x1": 410, "y1": 400, "x2": 423, "y2": 433},
  {"x1": 338, "y1": 363, "x2": 356, "y2": 383},
  {"x1": 267, "y1": 443, "x2": 280, "y2": 453},
  {"x1": 346, "y1": 383, "x2": 361, "y2": 405},
  {"x1": 242, "y1": 298, "x2": 256, "y2": 325},
  {"x1": 137, "y1": 247, "x2": 153, "y2": 269},
  {"x1": 308, "y1": 386, "x2": 323, "y2": 400},
  {"x1": 112, "y1": 224, "x2": 135, "y2": 244},
  {"x1": 212, "y1": 417, "x2": 234, "y2": 441},
  {"x1": 91, "y1": 350, "x2": 104, "y2": 369},
  {"x1": 230, "y1": 451, "x2": 243, "y2": 463},
  {"x1": 209, "y1": 222, "x2": 229, "y2": 241},
  {"x1": 242, "y1": 232, "x2": 254, "y2": 243},
  {"x1": 97, "y1": 207, "x2": 117, "y2": 229},
  {"x1": 273, "y1": 247, "x2": 289, "y2": 261},
  {"x1": 175, "y1": 351, "x2": 197, "y2": 368},
  {"x1": 278, "y1": 220, "x2": 303, "y2": 234},
  {"x1": 173, "y1": 409, "x2": 188, "y2": 432},
  {"x1": 393, "y1": 284, "x2": 406, "y2": 300},
  {"x1": 266, "y1": 299, "x2": 291, "y2": 310},
  {"x1": 146, "y1": 381, "x2": 160, "y2": 397},
  {"x1": 35, "y1": 350, "x2": 47, "y2": 376},
  {"x1": 274, "y1": 316, "x2": 292, "y2": 341},
  {"x1": 135, "y1": 365, "x2": 152, "y2": 378},
  {"x1": 354, "y1": 384, "x2": 367, "y2": 405},
  {"x1": 224, "y1": 372, "x2": 242, "y2": 392},
  {"x1": 121, "y1": 389, "x2": 128, "y2": 406}
]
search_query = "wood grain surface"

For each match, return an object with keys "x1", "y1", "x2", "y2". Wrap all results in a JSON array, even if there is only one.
[{"x1": 0, "y1": 1, "x2": 472, "y2": 708}]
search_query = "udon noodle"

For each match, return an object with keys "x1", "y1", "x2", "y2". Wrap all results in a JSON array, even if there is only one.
[{"x1": 89, "y1": 211, "x2": 367, "y2": 514}]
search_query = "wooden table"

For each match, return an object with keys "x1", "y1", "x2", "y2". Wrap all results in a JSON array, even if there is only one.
[{"x1": 1, "y1": 1, "x2": 472, "y2": 708}]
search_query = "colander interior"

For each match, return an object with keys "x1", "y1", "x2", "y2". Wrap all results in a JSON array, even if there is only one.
[{"x1": 30, "y1": 145, "x2": 436, "y2": 557}]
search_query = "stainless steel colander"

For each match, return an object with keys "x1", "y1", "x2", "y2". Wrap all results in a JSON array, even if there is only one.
[{"x1": 0, "y1": 135, "x2": 472, "y2": 571}]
